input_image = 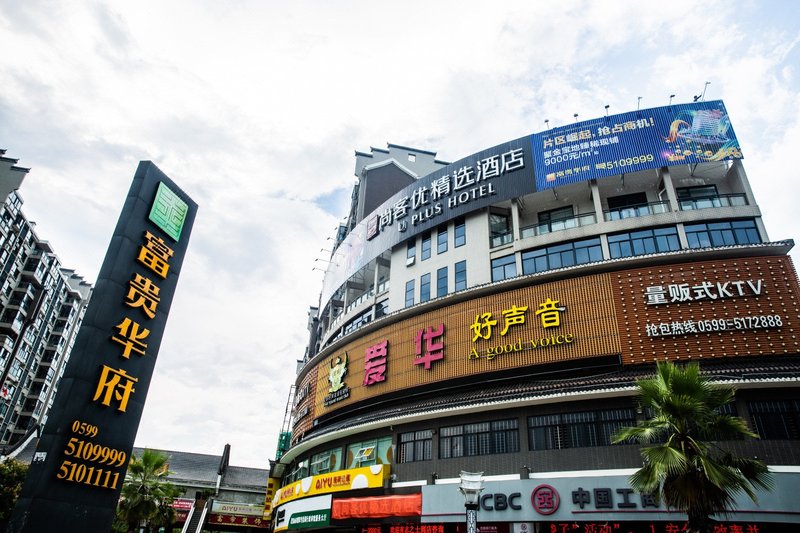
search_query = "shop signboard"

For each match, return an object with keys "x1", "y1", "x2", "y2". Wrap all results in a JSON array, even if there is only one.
[{"x1": 421, "y1": 472, "x2": 800, "y2": 524}]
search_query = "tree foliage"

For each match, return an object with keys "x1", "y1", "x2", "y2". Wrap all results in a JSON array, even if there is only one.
[
  {"x1": 0, "y1": 459, "x2": 28, "y2": 528},
  {"x1": 114, "y1": 449, "x2": 182, "y2": 533},
  {"x1": 613, "y1": 361, "x2": 772, "y2": 532}
]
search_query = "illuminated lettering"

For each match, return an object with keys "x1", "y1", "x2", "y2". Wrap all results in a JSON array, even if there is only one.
[
  {"x1": 534, "y1": 298, "x2": 566, "y2": 328},
  {"x1": 92, "y1": 365, "x2": 138, "y2": 412},
  {"x1": 125, "y1": 273, "x2": 161, "y2": 319},
  {"x1": 137, "y1": 231, "x2": 174, "y2": 278},
  {"x1": 110, "y1": 317, "x2": 150, "y2": 358}
]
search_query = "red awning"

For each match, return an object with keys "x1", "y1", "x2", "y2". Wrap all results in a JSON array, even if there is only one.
[{"x1": 332, "y1": 493, "x2": 422, "y2": 519}]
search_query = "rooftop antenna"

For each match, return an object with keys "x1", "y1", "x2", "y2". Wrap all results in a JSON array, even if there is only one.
[
  {"x1": 604, "y1": 104, "x2": 610, "y2": 118},
  {"x1": 544, "y1": 119, "x2": 550, "y2": 130},
  {"x1": 693, "y1": 81, "x2": 710, "y2": 102},
  {"x1": 669, "y1": 94, "x2": 675, "y2": 106},
  {"x1": 637, "y1": 97, "x2": 642, "y2": 111},
  {"x1": 573, "y1": 113, "x2": 579, "y2": 123}
]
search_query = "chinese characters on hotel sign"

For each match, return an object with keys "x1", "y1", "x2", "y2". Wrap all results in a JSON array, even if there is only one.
[{"x1": 10, "y1": 162, "x2": 197, "y2": 533}]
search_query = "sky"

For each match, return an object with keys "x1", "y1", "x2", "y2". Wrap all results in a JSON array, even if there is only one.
[{"x1": 1, "y1": 0, "x2": 799, "y2": 469}]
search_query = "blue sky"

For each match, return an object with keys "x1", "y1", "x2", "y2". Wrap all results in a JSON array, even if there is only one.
[{"x1": 1, "y1": 0, "x2": 799, "y2": 467}]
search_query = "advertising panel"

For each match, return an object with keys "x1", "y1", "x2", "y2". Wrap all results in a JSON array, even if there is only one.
[
  {"x1": 10, "y1": 162, "x2": 197, "y2": 533},
  {"x1": 531, "y1": 100, "x2": 742, "y2": 190},
  {"x1": 312, "y1": 274, "x2": 620, "y2": 417},
  {"x1": 273, "y1": 464, "x2": 389, "y2": 507},
  {"x1": 274, "y1": 495, "x2": 333, "y2": 532},
  {"x1": 614, "y1": 256, "x2": 800, "y2": 364},
  {"x1": 212, "y1": 501, "x2": 265, "y2": 516}
]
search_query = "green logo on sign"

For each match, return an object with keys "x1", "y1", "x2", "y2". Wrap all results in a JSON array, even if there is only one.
[{"x1": 149, "y1": 182, "x2": 188, "y2": 242}]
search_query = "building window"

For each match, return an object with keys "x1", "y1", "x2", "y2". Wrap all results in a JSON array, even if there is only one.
[
  {"x1": 749, "y1": 400, "x2": 800, "y2": 440},
  {"x1": 310, "y1": 448, "x2": 342, "y2": 475},
  {"x1": 421, "y1": 232, "x2": 431, "y2": 261},
  {"x1": 440, "y1": 419, "x2": 519, "y2": 459},
  {"x1": 537, "y1": 206, "x2": 575, "y2": 234},
  {"x1": 346, "y1": 437, "x2": 392, "y2": 468},
  {"x1": 454, "y1": 218, "x2": 466, "y2": 247},
  {"x1": 408, "y1": 153, "x2": 416, "y2": 162},
  {"x1": 528, "y1": 408, "x2": 636, "y2": 450},
  {"x1": 437, "y1": 226, "x2": 448, "y2": 254},
  {"x1": 677, "y1": 185, "x2": 718, "y2": 209},
  {"x1": 420, "y1": 273, "x2": 431, "y2": 303},
  {"x1": 406, "y1": 239, "x2": 416, "y2": 266},
  {"x1": 521, "y1": 238, "x2": 603, "y2": 275},
  {"x1": 606, "y1": 192, "x2": 650, "y2": 220},
  {"x1": 404, "y1": 280, "x2": 414, "y2": 308},
  {"x1": 491, "y1": 255, "x2": 517, "y2": 282},
  {"x1": 454, "y1": 260, "x2": 467, "y2": 291},
  {"x1": 287, "y1": 459, "x2": 309, "y2": 483},
  {"x1": 436, "y1": 267, "x2": 448, "y2": 298},
  {"x1": 685, "y1": 220, "x2": 761, "y2": 248},
  {"x1": 608, "y1": 227, "x2": 681, "y2": 258},
  {"x1": 489, "y1": 212, "x2": 513, "y2": 248},
  {"x1": 398, "y1": 430, "x2": 432, "y2": 463}
]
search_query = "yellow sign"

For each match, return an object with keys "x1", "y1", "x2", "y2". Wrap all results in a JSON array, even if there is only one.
[
  {"x1": 263, "y1": 477, "x2": 280, "y2": 520},
  {"x1": 273, "y1": 464, "x2": 388, "y2": 507}
]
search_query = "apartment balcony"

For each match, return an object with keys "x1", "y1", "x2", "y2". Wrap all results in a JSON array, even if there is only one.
[
  {"x1": 520, "y1": 212, "x2": 598, "y2": 239},
  {"x1": 0, "y1": 311, "x2": 24, "y2": 335},
  {"x1": 21, "y1": 254, "x2": 46, "y2": 285},
  {"x1": 603, "y1": 200, "x2": 670, "y2": 222},
  {"x1": 490, "y1": 231, "x2": 514, "y2": 248},
  {"x1": 678, "y1": 193, "x2": 748, "y2": 211}
]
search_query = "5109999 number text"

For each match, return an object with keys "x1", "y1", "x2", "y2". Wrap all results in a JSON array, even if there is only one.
[{"x1": 55, "y1": 419, "x2": 127, "y2": 491}]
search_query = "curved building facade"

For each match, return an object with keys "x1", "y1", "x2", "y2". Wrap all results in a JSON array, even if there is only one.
[{"x1": 269, "y1": 102, "x2": 800, "y2": 533}]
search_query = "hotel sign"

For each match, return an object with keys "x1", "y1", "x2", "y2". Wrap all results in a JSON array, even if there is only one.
[
  {"x1": 320, "y1": 137, "x2": 536, "y2": 308},
  {"x1": 10, "y1": 162, "x2": 197, "y2": 533}
]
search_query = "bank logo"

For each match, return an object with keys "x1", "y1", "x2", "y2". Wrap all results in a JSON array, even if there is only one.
[{"x1": 531, "y1": 484, "x2": 559, "y2": 515}]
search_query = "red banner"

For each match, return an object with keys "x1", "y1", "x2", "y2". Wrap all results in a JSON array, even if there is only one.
[{"x1": 333, "y1": 494, "x2": 422, "y2": 519}]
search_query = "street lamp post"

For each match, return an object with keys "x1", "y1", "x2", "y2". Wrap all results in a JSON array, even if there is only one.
[{"x1": 458, "y1": 471, "x2": 484, "y2": 533}]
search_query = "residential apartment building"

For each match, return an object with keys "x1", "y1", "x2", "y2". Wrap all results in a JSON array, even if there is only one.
[{"x1": 0, "y1": 150, "x2": 91, "y2": 450}]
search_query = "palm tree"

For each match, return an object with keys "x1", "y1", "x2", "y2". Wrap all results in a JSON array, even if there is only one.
[
  {"x1": 613, "y1": 360, "x2": 772, "y2": 533},
  {"x1": 115, "y1": 448, "x2": 181, "y2": 533}
]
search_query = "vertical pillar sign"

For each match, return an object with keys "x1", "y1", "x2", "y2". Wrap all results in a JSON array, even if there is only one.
[{"x1": 9, "y1": 162, "x2": 197, "y2": 533}]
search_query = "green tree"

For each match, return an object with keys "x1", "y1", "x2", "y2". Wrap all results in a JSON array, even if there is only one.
[
  {"x1": 114, "y1": 449, "x2": 181, "y2": 533},
  {"x1": 613, "y1": 361, "x2": 772, "y2": 532},
  {"x1": 0, "y1": 459, "x2": 28, "y2": 528}
]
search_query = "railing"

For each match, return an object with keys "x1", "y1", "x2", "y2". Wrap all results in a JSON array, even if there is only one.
[
  {"x1": 490, "y1": 231, "x2": 514, "y2": 248},
  {"x1": 604, "y1": 201, "x2": 670, "y2": 221},
  {"x1": 679, "y1": 194, "x2": 748, "y2": 211},
  {"x1": 521, "y1": 212, "x2": 597, "y2": 238},
  {"x1": 345, "y1": 288, "x2": 374, "y2": 314}
]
